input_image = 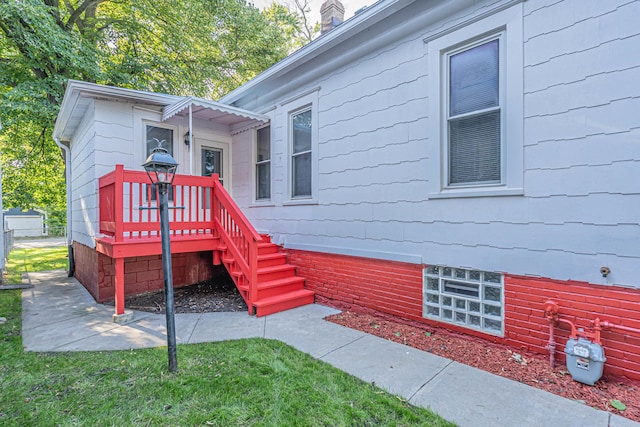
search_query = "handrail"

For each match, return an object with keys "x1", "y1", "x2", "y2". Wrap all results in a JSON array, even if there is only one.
[
  {"x1": 97, "y1": 165, "x2": 217, "y2": 239},
  {"x1": 211, "y1": 175, "x2": 262, "y2": 310}
]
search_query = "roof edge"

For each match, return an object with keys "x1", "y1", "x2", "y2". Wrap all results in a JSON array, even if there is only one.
[
  {"x1": 219, "y1": 0, "x2": 416, "y2": 105},
  {"x1": 53, "y1": 80, "x2": 180, "y2": 142}
]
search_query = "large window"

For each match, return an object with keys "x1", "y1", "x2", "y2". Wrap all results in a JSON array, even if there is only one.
[
  {"x1": 447, "y1": 38, "x2": 501, "y2": 186},
  {"x1": 255, "y1": 126, "x2": 271, "y2": 200},
  {"x1": 427, "y1": 3, "x2": 523, "y2": 199},
  {"x1": 290, "y1": 108, "x2": 312, "y2": 198}
]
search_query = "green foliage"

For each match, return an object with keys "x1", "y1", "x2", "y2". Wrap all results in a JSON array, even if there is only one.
[
  {"x1": 0, "y1": 0, "x2": 306, "y2": 216},
  {"x1": 610, "y1": 399, "x2": 627, "y2": 411},
  {"x1": 0, "y1": 288, "x2": 454, "y2": 426}
]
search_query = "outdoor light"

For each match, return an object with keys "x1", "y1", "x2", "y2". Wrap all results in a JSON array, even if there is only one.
[
  {"x1": 142, "y1": 147, "x2": 178, "y2": 186},
  {"x1": 142, "y1": 147, "x2": 179, "y2": 372},
  {"x1": 184, "y1": 131, "x2": 191, "y2": 147}
]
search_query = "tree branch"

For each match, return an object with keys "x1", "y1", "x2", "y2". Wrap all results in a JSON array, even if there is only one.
[{"x1": 65, "y1": 0, "x2": 104, "y2": 31}]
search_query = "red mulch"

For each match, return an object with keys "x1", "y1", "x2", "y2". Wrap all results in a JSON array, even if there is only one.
[{"x1": 326, "y1": 310, "x2": 640, "y2": 422}]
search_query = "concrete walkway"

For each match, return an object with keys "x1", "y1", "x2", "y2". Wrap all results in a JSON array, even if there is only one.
[
  {"x1": 21, "y1": 271, "x2": 638, "y2": 427},
  {"x1": 13, "y1": 237, "x2": 67, "y2": 249}
]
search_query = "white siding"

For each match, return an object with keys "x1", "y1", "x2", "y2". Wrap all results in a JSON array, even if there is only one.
[
  {"x1": 231, "y1": 0, "x2": 640, "y2": 288},
  {"x1": 70, "y1": 100, "x2": 97, "y2": 247}
]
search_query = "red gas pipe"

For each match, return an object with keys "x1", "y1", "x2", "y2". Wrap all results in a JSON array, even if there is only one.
[{"x1": 543, "y1": 300, "x2": 640, "y2": 369}]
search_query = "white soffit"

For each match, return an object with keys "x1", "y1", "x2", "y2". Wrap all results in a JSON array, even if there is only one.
[{"x1": 162, "y1": 97, "x2": 269, "y2": 124}]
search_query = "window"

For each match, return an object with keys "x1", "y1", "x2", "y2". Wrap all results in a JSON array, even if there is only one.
[
  {"x1": 283, "y1": 89, "x2": 318, "y2": 204},
  {"x1": 290, "y1": 108, "x2": 312, "y2": 198},
  {"x1": 427, "y1": 4, "x2": 523, "y2": 198},
  {"x1": 146, "y1": 125, "x2": 173, "y2": 157},
  {"x1": 448, "y1": 38, "x2": 501, "y2": 185},
  {"x1": 145, "y1": 124, "x2": 174, "y2": 201},
  {"x1": 255, "y1": 126, "x2": 271, "y2": 200},
  {"x1": 423, "y1": 266, "x2": 504, "y2": 336}
]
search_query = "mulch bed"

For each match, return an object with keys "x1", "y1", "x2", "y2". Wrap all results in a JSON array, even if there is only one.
[
  {"x1": 327, "y1": 310, "x2": 640, "y2": 422},
  {"x1": 108, "y1": 275, "x2": 247, "y2": 314}
]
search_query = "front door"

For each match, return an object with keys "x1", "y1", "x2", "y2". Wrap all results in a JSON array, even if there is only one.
[{"x1": 196, "y1": 137, "x2": 230, "y2": 188}]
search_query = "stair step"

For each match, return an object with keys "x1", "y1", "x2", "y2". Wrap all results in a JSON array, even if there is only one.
[
  {"x1": 259, "y1": 234, "x2": 272, "y2": 243},
  {"x1": 257, "y1": 252, "x2": 287, "y2": 267},
  {"x1": 258, "y1": 264, "x2": 296, "y2": 282},
  {"x1": 256, "y1": 276, "x2": 305, "y2": 299},
  {"x1": 254, "y1": 289, "x2": 315, "y2": 317},
  {"x1": 257, "y1": 242, "x2": 279, "y2": 255}
]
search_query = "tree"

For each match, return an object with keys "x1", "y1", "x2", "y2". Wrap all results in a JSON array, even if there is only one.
[
  {"x1": 263, "y1": 0, "x2": 320, "y2": 49},
  {"x1": 0, "y1": 0, "x2": 304, "y2": 219}
]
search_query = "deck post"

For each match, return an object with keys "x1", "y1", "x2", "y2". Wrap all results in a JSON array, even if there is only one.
[
  {"x1": 114, "y1": 164, "x2": 124, "y2": 242},
  {"x1": 114, "y1": 257, "x2": 125, "y2": 316}
]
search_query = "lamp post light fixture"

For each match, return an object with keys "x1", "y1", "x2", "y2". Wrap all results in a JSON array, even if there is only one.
[{"x1": 142, "y1": 147, "x2": 179, "y2": 372}]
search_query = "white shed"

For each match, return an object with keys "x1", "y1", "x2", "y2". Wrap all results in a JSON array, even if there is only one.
[{"x1": 3, "y1": 208, "x2": 46, "y2": 238}]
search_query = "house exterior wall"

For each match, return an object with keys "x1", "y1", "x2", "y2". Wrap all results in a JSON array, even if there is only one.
[
  {"x1": 69, "y1": 100, "x2": 195, "y2": 247},
  {"x1": 231, "y1": 0, "x2": 640, "y2": 289},
  {"x1": 70, "y1": 99, "x2": 98, "y2": 248},
  {"x1": 285, "y1": 248, "x2": 640, "y2": 379},
  {"x1": 228, "y1": 0, "x2": 640, "y2": 379}
]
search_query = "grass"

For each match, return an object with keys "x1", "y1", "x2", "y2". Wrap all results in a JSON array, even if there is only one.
[
  {"x1": 3, "y1": 246, "x2": 68, "y2": 284},
  {"x1": 0, "y1": 248, "x2": 455, "y2": 426}
]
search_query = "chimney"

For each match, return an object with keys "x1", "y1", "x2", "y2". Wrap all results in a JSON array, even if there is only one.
[{"x1": 320, "y1": 0, "x2": 345, "y2": 34}]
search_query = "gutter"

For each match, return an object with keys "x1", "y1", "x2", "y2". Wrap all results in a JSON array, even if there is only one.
[{"x1": 53, "y1": 136, "x2": 74, "y2": 277}]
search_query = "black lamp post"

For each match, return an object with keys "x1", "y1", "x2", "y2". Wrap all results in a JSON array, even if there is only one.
[{"x1": 142, "y1": 147, "x2": 179, "y2": 372}]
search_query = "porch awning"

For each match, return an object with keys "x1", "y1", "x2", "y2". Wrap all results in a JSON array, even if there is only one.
[{"x1": 162, "y1": 96, "x2": 269, "y2": 125}]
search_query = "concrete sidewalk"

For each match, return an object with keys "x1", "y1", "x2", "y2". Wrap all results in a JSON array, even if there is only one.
[{"x1": 21, "y1": 271, "x2": 637, "y2": 427}]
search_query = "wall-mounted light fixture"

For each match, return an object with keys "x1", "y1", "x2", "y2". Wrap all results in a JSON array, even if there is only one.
[{"x1": 184, "y1": 131, "x2": 191, "y2": 147}]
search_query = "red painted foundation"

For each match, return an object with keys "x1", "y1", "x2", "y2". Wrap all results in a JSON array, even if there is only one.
[
  {"x1": 284, "y1": 248, "x2": 640, "y2": 381},
  {"x1": 73, "y1": 242, "x2": 217, "y2": 303}
]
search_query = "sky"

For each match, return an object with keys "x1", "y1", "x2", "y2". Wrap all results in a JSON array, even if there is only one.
[{"x1": 249, "y1": 0, "x2": 373, "y2": 20}]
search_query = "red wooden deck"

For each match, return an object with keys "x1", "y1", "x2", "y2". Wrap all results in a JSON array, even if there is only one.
[{"x1": 97, "y1": 165, "x2": 313, "y2": 318}]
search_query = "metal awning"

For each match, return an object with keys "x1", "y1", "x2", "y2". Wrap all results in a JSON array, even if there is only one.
[{"x1": 162, "y1": 97, "x2": 269, "y2": 124}]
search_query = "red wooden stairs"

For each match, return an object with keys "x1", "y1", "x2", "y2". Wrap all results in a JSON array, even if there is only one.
[
  {"x1": 96, "y1": 166, "x2": 314, "y2": 318},
  {"x1": 216, "y1": 235, "x2": 314, "y2": 317}
]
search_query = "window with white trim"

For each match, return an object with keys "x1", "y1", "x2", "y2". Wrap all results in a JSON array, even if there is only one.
[
  {"x1": 290, "y1": 107, "x2": 312, "y2": 199},
  {"x1": 427, "y1": 4, "x2": 523, "y2": 199},
  {"x1": 255, "y1": 126, "x2": 271, "y2": 201},
  {"x1": 423, "y1": 266, "x2": 504, "y2": 336}
]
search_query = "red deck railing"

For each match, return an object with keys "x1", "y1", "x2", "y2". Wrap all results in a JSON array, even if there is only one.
[{"x1": 98, "y1": 165, "x2": 263, "y2": 313}]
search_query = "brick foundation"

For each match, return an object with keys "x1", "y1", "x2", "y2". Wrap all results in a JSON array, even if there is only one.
[
  {"x1": 504, "y1": 275, "x2": 640, "y2": 380},
  {"x1": 73, "y1": 242, "x2": 217, "y2": 303},
  {"x1": 284, "y1": 248, "x2": 640, "y2": 380}
]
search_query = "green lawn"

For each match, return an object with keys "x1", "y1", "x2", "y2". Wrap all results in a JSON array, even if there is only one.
[
  {"x1": 0, "y1": 248, "x2": 454, "y2": 426},
  {"x1": 3, "y1": 246, "x2": 68, "y2": 284}
]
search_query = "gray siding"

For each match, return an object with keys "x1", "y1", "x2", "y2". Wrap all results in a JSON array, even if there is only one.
[{"x1": 231, "y1": 0, "x2": 640, "y2": 288}]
